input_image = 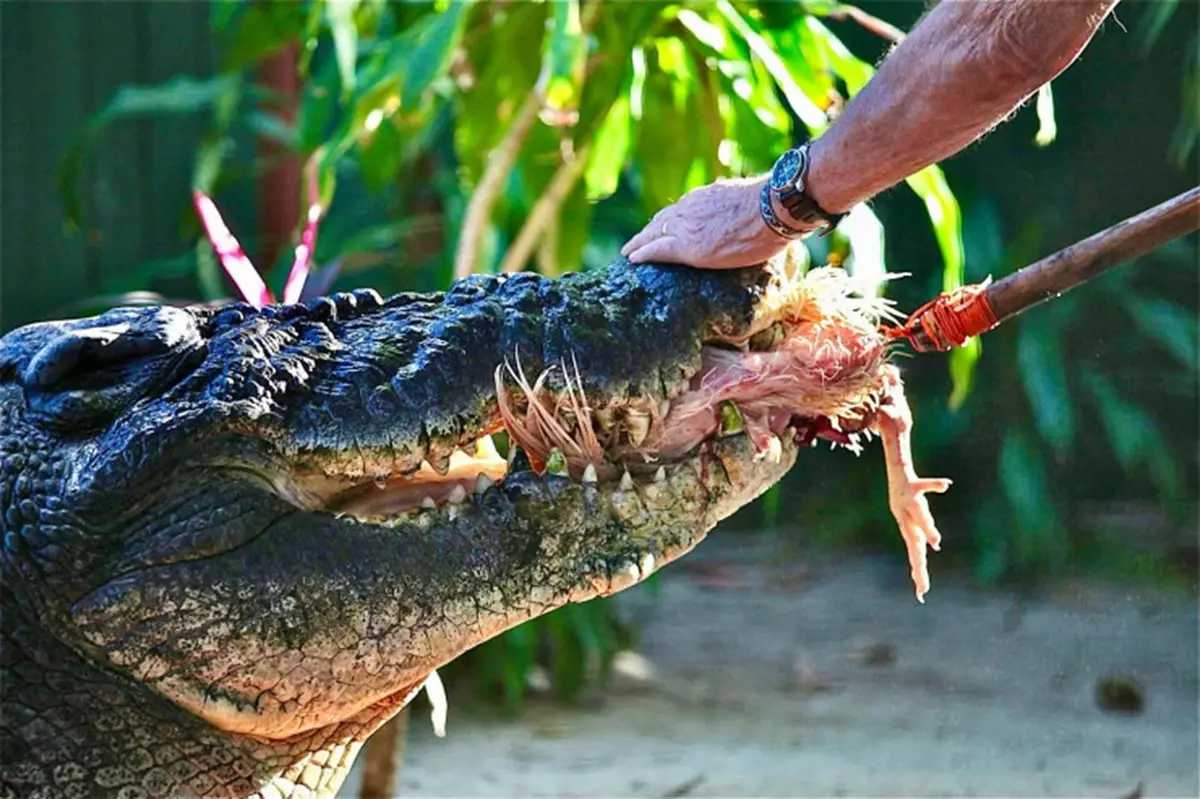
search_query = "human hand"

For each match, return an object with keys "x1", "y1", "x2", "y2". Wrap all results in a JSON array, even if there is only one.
[{"x1": 620, "y1": 176, "x2": 795, "y2": 269}]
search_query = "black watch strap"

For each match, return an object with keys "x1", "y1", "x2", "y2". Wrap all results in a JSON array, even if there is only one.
[
  {"x1": 759, "y1": 182, "x2": 804, "y2": 240},
  {"x1": 770, "y1": 144, "x2": 846, "y2": 236}
]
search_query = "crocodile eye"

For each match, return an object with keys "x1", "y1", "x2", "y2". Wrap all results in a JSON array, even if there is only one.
[{"x1": 19, "y1": 306, "x2": 204, "y2": 431}]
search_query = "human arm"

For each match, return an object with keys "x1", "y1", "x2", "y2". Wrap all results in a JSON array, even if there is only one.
[{"x1": 621, "y1": 0, "x2": 1123, "y2": 268}]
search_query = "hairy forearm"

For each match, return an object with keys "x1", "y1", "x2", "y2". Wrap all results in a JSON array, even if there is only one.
[{"x1": 806, "y1": 0, "x2": 1121, "y2": 214}]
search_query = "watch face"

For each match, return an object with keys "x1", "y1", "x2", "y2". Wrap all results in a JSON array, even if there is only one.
[{"x1": 769, "y1": 149, "x2": 802, "y2": 192}]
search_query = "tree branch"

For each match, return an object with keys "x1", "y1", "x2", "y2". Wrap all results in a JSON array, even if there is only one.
[
  {"x1": 453, "y1": 89, "x2": 544, "y2": 279},
  {"x1": 499, "y1": 142, "x2": 592, "y2": 274}
]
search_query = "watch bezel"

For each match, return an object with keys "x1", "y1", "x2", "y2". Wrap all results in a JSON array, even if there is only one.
[{"x1": 769, "y1": 148, "x2": 803, "y2": 193}]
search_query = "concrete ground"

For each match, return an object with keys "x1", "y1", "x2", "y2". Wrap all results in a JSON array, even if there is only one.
[{"x1": 339, "y1": 533, "x2": 1199, "y2": 798}]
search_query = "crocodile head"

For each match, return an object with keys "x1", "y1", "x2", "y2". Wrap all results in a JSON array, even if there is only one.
[{"x1": 0, "y1": 256, "x2": 913, "y2": 796}]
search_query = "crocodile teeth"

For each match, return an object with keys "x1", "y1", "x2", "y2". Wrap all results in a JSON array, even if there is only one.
[
  {"x1": 423, "y1": 671, "x2": 448, "y2": 738},
  {"x1": 764, "y1": 435, "x2": 782, "y2": 464},
  {"x1": 640, "y1": 553, "x2": 656, "y2": 575},
  {"x1": 626, "y1": 411, "x2": 650, "y2": 447},
  {"x1": 425, "y1": 451, "x2": 451, "y2": 476},
  {"x1": 582, "y1": 464, "x2": 598, "y2": 483},
  {"x1": 618, "y1": 470, "x2": 634, "y2": 491},
  {"x1": 474, "y1": 435, "x2": 501, "y2": 460},
  {"x1": 595, "y1": 407, "x2": 617, "y2": 432},
  {"x1": 475, "y1": 472, "x2": 493, "y2": 495},
  {"x1": 659, "y1": 400, "x2": 671, "y2": 419},
  {"x1": 653, "y1": 466, "x2": 666, "y2": 483},
  {"x1": 447, "y1": 484, "x2": 467, "y2": 505},
  {"x1": 421, "y1": 496, "x2": 437, "y2": 510}
]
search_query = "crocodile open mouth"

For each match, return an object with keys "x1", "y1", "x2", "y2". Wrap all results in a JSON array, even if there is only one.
[{"x1": 323, "y1": 266, "x2": 951, "y2": 600}]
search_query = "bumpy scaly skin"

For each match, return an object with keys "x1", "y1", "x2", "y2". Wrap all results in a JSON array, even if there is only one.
[{"x1": 0, "y1": 260, "x2": 798, "y2": 798}]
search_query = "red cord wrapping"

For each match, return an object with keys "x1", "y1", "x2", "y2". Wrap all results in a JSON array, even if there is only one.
[{"x1": 885, "y1": 283, "x2": 999, "y2": 353}]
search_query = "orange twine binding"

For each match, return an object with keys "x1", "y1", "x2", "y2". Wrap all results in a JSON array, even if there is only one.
[{"x1": 885, "y1": 281, "x2": 999, "y2": 353}]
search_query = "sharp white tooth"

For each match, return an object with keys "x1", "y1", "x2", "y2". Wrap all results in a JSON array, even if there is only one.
[
  {"x1": 830, "y1": 417, "x2": 842, "y2": 432},
  {"x1": 653, "y1": 466, "x2": 666, "y2": 483},
  {"x1": 475, "y1": 472, "x2": 494, "y2": 495},
  {"x1": 766, "y1": 436, "x2": 782, "y2": 464},
  {"x1": 640, "y1": 553, "x2": 656, "y2": 575},
  {"x1": 659, "y1": 399, "x2": 671, "y2": 418},
  {"x1": 426, "y1": 451, "x2": 451, "y2": 475},
  {"x1": 448, "y1": 484, "x2": 467, "y2": 504},
  {"x1": 595, "y1": 407, "x2": 616, "y2": 431},
  {"x1": 447, "y1": 505, "x2": 460, "y2": 521},
  {"x1": 582, "y1": 464, "x2": 598, "y2": 483},
  {"x1": 421, "y1": 496, "x2": 437, "y2": 510},
  {"x1": 626, "y1": 411, "x2": 650, "y2": 447},
  {"x1": 619, "y1": 470, "x2": 634, "y2": 491},
  {"x1": 474, "y1": 435, "x2": 501, "y2": 460}
]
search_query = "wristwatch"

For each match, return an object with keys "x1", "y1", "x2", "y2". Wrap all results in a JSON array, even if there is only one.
[{"x1": 764, "y1": 144, "x2": 845, "y2": 237}]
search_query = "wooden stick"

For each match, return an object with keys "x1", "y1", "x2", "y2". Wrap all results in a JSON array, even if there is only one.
[
  {"x1": 909, "y1": 186, "x2": 1200, "y2": 351},
  {"x1": 358, "y1": 708, "x2": 409, "y2": 798}
]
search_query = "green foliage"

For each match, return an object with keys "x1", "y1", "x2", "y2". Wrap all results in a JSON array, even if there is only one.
[
  {"x1": 947, "y1": 205, "x2": 1198, "y2": 587},
  {"x1": 55, "y1": 0, "x2": 1198, "y2": 712}
]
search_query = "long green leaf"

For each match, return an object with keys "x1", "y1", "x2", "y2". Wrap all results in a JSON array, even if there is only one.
[
  {"x1": 903, "y1": 164, "x2": 976, "y2": 407},
  {"x1": 1138, "y1": 0, "x2": 1180, "y2": 52},
  {"x1": 1122, "y1": 295, "x2": 1199, "y2": 372},
  {"x1": 1015, "y1": 320, "x2": 1075, "y2": 456},
  {"x1": 1080, "y1": 366, "x2": 1181, "y2": 496},
  {"x1": 326, "y1": 0, "x2": 362, "y2": 98},
  {"x1": 542, "y1": 0, "x2": 587, "y2": 117},
  {"x1": 714, "y1": 0, "x2": 828, "y2": 132},
  {"x1": 584, "y1": 95, "x2": 632, "y2": 200},
  {"x1": 802, "y1": 17, "x2": 872, "y2": 95},
  {"x1": 59, "y1": 74, "x2": 243, "y2": 230},
  {"x1": 998, "y1": 431, "x2": 1065, "y2": 570}
]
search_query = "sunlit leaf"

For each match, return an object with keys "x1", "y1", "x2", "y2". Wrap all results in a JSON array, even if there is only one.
[
  {"x1": 553, "y1": 180, "x2": 593, "y2": 276},
  {"x1": 838, "y1": 203, "x2": 887, "y2": 297},
  {"x1": 715, "y1": 0, "x2": 828, "y2": 132},
  {"x1": 1015, "y1": 320, "x2": 1074, "y2": 456},
  {"x1": 326, "y1": 0, "x2": 362, "y2": 98},
  {"x1": 219, "y1": 1, "x2": 309, "y2": 71},
  {"x1": 541, "y1": 0, "x2": 587, "y2": 119},
  {"x1": 768, "y1": 24, "x2": 836, "y2": 107},
  {"x1": 803, "y1": 17, "x2": 872, "y2": 96},
  {"x1": 357, "y1": 2, "x2": 469, "y2": 119},
  {"x1": 902, "y1": 164, "x2": 976, "y2": 407},
  {"x1": 635, "y1": 47, "x2": 703, "y2": 212},
  {"x1": 1033, "y1": 82, "x2": 1057, "y2": 148},
  {"x1": 584, "y1": 95, "x2": 631, "y2": 200}
]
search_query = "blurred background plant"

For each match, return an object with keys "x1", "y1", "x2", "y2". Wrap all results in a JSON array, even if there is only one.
[{"x1": 2, "y1": 0, "x2": 1196, "y2": 712}]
